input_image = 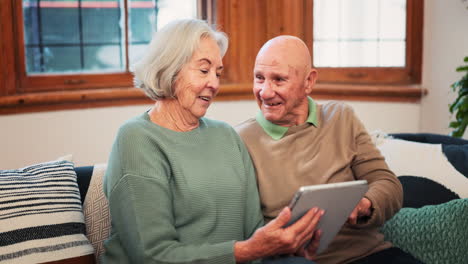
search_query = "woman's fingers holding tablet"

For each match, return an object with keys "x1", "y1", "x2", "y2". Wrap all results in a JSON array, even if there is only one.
[{"x1": 288, "y1": 207, "x2": 324, "y2": 248}]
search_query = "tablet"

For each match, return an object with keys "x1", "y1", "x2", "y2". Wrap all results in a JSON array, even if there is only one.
[{"x1": 285, "y1": 180, "x2": 369, "y2": 254}]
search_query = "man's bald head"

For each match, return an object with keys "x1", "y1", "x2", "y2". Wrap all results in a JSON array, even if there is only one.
[
  {"x1": 252, "y1": 36, "x2": 318, "y2": 127},
  {"x1": 256, "y1": 35, "x2": 312, "y2": 77}
]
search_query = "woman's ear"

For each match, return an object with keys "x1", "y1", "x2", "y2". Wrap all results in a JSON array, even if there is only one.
[{"x1": 304, "y1": 68, "x2": 318, "y2": 94}]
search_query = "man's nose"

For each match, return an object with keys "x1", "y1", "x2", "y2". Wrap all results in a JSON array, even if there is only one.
[{"x1": 259, "y1": 81, "x2": 275, "y2": 99}]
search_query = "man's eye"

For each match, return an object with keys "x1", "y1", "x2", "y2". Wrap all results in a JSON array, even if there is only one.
[
  {"x1": 276, "y1": 77, "x2": 285, "y2": 82},
  {"x1": 255, "y1": 75, "x2": 264, "y2": 80}
]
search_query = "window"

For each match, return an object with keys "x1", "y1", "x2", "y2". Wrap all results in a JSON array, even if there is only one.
[
  {"x1": 218, "y1": 0, "x2": 424, "y2": 102},
  {"x1": 0, "y1": 0, "x2": 424, "y2": 114},
  {"x1": 309, "y1": 0, "x2": 423, "y2": 85},
  {"x1": 17, "y1": 0, "x2": 198, "y2": 93},
  {"x1": 22, "y1": 0, "x2": 198, "y2": 74},
  {"x1": 0, "y1": 0, "x2": 203, "y2": 114},
  {"x1": 313, "y1": 0, "x2": 407, "y2": 68}
]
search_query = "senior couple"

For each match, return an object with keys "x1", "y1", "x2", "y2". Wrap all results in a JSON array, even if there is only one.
[{"x1": 102, "y1": 19, "x2": 421, "y2": 264}]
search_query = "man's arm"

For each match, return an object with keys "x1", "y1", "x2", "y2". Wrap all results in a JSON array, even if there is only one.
[{"x1": 348, "y1": 108, "x2": 403, "y2": 227}]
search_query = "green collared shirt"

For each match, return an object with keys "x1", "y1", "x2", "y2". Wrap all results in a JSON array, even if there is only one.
[{"x1": 256, "y1": 97, "x2": 318, "y2": 140}]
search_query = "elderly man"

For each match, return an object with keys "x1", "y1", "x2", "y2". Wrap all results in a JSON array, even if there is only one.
[{"x1": 236, "y1": 36, "x2": 422, "y2": 264}]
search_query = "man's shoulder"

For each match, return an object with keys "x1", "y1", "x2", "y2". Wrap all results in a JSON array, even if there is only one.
[
  {"x1": 320, "y1": 100, "x2": 354, "y2": 113},
  {"x1": 235, "y1": 117, "x2": 258, "y2": 132},
  {"x1": 319, "y1": 101, "x2": 356, "y2": 121},
  {"x1": 234, "y1": 118, "x2": 263, "y2": 139}
]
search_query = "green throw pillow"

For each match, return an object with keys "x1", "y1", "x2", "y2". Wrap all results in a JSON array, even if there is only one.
[{"x1": 382, "y1": 199, "x2": 468, "y2": 264}]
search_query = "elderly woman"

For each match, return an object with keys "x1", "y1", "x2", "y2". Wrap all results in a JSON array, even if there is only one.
[{"x1": 102, "y1": 19, "x2": 322, "y2": 264}]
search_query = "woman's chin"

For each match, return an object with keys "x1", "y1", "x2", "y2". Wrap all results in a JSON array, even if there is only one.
[{"x1": 192, "y1": 110, "x2": 208, "y2": 119}]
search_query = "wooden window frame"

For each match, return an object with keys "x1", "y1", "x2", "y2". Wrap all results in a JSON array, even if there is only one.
[
  {"x1": 217, "y1": 0, "x2": 426, "y2": 103},
  {"x1": 0, "y1": 0, "x2": 426, "y2": 115},
  {"x1": 306, "y1": 0, "x2": 424, "y2": 85}
]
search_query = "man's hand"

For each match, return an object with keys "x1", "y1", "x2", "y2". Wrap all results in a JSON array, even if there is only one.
[{"x1": 347, "y1": 197, "x2": 372, "y2": 225}]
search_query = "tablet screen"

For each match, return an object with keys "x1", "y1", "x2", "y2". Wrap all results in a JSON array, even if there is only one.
[{"x1": 286, "y1": 180, "x2": 368, "y2": 254}]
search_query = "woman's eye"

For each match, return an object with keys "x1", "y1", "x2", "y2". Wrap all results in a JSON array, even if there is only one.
[{"x1": 200, "y1": 69, "x2": 209, "y2": 74}]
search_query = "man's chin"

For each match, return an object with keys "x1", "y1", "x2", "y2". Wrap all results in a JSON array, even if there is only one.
[{"x1": 263, "y1": 112, "x2": 281, "y2": 124}]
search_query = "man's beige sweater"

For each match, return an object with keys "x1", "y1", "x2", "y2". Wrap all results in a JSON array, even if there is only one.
[{"x1": 236, "y1": 101, "x2": 402, "y2": 264}]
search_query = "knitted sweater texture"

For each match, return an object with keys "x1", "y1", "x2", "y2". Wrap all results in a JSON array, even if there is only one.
[
  {"x1": 102, "y1": 113, "x2": 264, "y2": 264},
  {"x1": 236, "y1": 101, "x2": 403, "y2": 264}
]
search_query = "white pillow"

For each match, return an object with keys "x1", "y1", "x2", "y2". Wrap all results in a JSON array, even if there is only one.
[{"x1": 377, "y1": 138, "x2": 468, "y2": 198}]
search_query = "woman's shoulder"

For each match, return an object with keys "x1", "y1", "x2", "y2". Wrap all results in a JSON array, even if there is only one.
[
  {"x1": 117, "y1": 113, "x2": 151, "y2": 135},
  {"x1": 201, "y1": 117, "x2": 242, "y2": 142},
  {"x1": 201, "y1": 117, "x2": 234, "y2": 130}
]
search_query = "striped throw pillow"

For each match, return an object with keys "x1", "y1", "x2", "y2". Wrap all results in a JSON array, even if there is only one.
[{"x1": 0, "y1": 160, "x2": 94, "y2": 263}]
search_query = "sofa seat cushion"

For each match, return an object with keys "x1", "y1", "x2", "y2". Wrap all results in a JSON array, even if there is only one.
[
  {"x1": 382, "y1": 198, "x2": 468, "y2": 264},
  {"x1": 0, "y1": 159, "x2": 94, "y2": 263}
]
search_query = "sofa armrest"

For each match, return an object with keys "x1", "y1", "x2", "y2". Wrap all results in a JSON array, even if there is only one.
[{"x1": 390, "y1": 132, "x2": 468, "y2": 145}]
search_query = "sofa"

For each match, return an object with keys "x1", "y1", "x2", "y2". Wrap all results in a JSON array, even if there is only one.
[{"x1": 1, "y1": 133, "x2": 467, "y2": 264}]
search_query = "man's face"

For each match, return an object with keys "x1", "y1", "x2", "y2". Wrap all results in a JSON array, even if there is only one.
[{"x1": 253, "y1": 53, "x2": 311, "y2": 127}]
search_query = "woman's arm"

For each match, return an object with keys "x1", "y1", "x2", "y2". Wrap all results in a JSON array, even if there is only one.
[
  {"x1": 238, "y1": 135, "x2": 264, "y2": 237},
  {"x1": 108, "y1": 173, "x2": 238, "y2": 264}
]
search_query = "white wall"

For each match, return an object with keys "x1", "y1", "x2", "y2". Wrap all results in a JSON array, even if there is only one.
[
  {"x1": 421, "y1": 0, "x2": 468, "y2": 137},
  {"x1": 0, "y1": 100, "x2": 419, "y2": 169},
  {"x1": 3, "y1": 0, "x2": 466, "y2": 169}
]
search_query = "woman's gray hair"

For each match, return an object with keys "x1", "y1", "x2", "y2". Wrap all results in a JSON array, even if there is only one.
[{"x1": 132, "y1": 19, "x2": 228, "y2": 100}]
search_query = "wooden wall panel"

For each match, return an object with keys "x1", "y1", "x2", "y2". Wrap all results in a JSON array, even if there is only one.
[
  {"x1": 216, "y1": 0, "x2": 306, "y2": 92},
  {"x1": 406, "y1": 0, "x2": 424, "y2": 83},
  {"x1": 0, "y1": 0, "x2": 17, "y2": 96},
  {"x1": 217, "y1": 0, "x2": 266, "y2": 88}
]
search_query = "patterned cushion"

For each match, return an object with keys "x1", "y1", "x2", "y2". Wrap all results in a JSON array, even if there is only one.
[
  {"x1": 376, "y1": 138, "x2": 468, "y2": 198},
  {"x1": 382, "y1": 199, "x2": 468, "y2": 264},
  {"x1": 83, "y1": 164, "x2": 110, "y2": 263},
  {"x1": 0, "y1": 160, "x2": 94, "y2": 263}
]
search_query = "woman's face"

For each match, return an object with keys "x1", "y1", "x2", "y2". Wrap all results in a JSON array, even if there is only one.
[{"x1": 173, "y1": 37, "x2": 223, "y2": 119}]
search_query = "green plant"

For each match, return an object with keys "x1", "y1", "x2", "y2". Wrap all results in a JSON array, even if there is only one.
[{"x1": 449, "y1": 56, "x2": 468, "y2": 138}]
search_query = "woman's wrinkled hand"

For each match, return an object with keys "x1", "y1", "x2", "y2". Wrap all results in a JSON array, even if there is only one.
[
  {"x1": 234, "y1": 206, "x2": 323, "y2": 262},
  {"x1": 295, "y1": 229, "x2": 321, "y2": 260}
]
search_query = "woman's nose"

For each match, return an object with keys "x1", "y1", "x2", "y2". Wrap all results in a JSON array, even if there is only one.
[{"x1": 207, "y1": 72, "x2": 220, "y2": 91}]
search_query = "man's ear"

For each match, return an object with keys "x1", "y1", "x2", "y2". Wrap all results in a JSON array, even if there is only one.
[{"x1": 304, "y1": 68, "x2": 318, "y2": 94}]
